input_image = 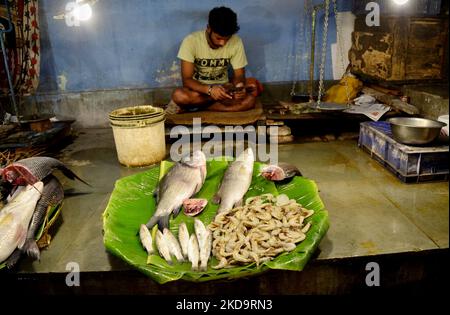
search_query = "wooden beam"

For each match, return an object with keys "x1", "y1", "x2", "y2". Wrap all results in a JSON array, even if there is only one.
[{"x1": 362, "y1": 87, "x2": 420, "y2": 115}]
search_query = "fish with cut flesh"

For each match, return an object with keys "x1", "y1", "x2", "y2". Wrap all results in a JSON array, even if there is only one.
[
  {"x1": 183, "y1": 198, "x2": 208, "y2": 216},
  {"x1": 0, "y1": 182, "x2": 44, "y2": 264},
  {"x1": 145, "y1": 151, "x2": 206, "y2": 231},
  {"x1": 212, "y1": 148, "x2": 254, "y2": 214},
  {"x1": 0, "y1": 156, "x2": 91, "y2": 187},
  {"x1": 260, "y1": 162, "x2": 302, "y2": 181}
]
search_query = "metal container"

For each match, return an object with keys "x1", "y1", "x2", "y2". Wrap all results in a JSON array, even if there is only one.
[{"x1": 387, "y1": 117, "x2": 446, "y2": 145}]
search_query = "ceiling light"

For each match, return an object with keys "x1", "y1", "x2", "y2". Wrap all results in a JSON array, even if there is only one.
[
  {"x1": 73, "y1": 3, "x2": 92, "y2": 21},
  {"x1": 392, "y1": 0, "x2": 409, "y2": 5}
]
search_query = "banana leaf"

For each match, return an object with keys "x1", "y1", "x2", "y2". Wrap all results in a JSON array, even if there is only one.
[
  {"x1": 0, "y1": 202, "x2": 63, "y2": 270},
  {"x1": 103, "y1": 158, "x2": 329, "y2": 284}
]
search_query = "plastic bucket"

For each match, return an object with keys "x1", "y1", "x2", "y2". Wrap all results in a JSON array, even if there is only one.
[{"x1": 109, "y1": 105, "x2": 166, "y2": 167}]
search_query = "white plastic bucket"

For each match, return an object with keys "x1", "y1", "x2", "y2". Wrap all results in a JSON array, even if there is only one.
[{"x1": 109, "y1": 105, "x2": 166, "y2": 167}]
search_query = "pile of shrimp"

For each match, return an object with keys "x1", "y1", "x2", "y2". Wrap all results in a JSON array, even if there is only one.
[{"x1": 208, "y1": 193, "x2": 314, "y2": 269}]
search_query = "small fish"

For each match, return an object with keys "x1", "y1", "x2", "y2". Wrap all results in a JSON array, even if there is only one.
[
  {"x1": 187, "y1": 234, "x2": 200, "y2": 271},
  {"x1": 194, "y1": 219, "x2": 212, "y2": 271},
  {"x1": 260, "y1": 163, "x2": 302, "y2": 181},
  {"x1": 21, "y1": 175, "x2": 64, "y2": 261},
  {"x1": 200, "y1": 232, "x2": 212, "y2": 272},
  {"x1": 155, "y1": 230, "x2": 172, "y2": 264},
  {"x1": 163, "y1": 228, "x2": 185, "y2": 262},
  {"x1": 139, "y1": 224, "x2": 154, "y2": 255},
  {"x1": 145, "y1": 151, "x2": 207, "y2": 231},
  {"x1": 0, "y1": 182, "x2": 44, "y2": 264},
  {"x1": 178, "y1": 222, "x2": 190, "y2": 259},
  {"x1": 213, "y1": 148, "x2": 254, "y2": 214},
  {"x1": 0, "y1": 157, "x2": 90, "y2": 186},
  {"x1": 183, "y1": 198, "x2": 208, "y2": 216}
]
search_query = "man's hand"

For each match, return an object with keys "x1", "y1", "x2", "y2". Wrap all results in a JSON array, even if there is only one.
[
  {"x1": 209, "y1": 85, "x2": 233, "y2": 101},
  {"x1": 232, "y1": 82, "x2": 246, "y2": 100}
]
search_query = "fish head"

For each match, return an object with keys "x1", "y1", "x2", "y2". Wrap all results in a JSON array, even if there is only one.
[
  {"x1": 2, "y1": 168, "x2": 18, "y2": 183},
  {"x1": 260, "y1": 165, "x2": 285, "y2": 181},
  {"x1": 181, "y1": 150, "x2": 206, "y2": 168},
  {"x1": 1, "y1": 164, "x2": 38, "y2": 185}
]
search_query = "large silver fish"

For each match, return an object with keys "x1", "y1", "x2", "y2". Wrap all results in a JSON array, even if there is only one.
[
  {"x1": 0, "y1": 182, "x2": 44, "y2": 263},
  {"x1": 212, "y1": 148, "x2": 254, "y2": 214},
  {"x1": 21, "y1": 175, "x2": 64, "y2": 261},
  {"x1": 145, "y1": 151, "x2": 207, "y2": 230},
  {"x1": 0, "y1": 156, "x2": 90, "y2": 187}
]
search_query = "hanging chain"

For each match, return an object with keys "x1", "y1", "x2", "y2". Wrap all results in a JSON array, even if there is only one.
[
  {"x1": 290, "y1": 0, "x2": 309, "y2": 97},
  {"x1": 333, "y1": 0, "x2": 351, "y2": 106},
  {"x1": 316, "y1": 0, "x2": 330, "y2": 108},
  {"x1": 290, "y1": 12, "x2": 303, "y2": 96}
]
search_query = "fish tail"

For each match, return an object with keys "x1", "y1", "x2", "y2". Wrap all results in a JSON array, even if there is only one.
[
  {"x1": 145, "y1": 214, "x2": 170, "y2": 231},
  {"x1": 58, "y1": 165, "x2": 91, "y2": 187},
  {"x1": 145, "y1": 215, "x2": 159, "y2": 230},
  {"x1": 172, "y1": 206, "x2": 182, "y2": 218},
  {"x1": 199, "y1": 263, "x2": 207, "y2": 272},
  {"x1": 5, "y1": 249, "x2": 22, "y2": 269},
  {"x1": 217, "y1": 202, "x2": 231, "y2": 214},
  {"x1": 157, "y1": 215, "x2": 170, "y2": 231},
  {"x1": 22, "y1": 239, "x2": 41, "y2": 261}
]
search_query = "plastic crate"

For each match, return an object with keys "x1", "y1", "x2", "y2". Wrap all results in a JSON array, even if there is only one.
[{"x1": 358, "y1": 121, "x2": 449, "y2": 183}]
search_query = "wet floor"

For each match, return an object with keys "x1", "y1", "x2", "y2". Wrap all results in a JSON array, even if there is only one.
[{"x1": 16, "y1": 128, "x2": 448, "y2": 276}]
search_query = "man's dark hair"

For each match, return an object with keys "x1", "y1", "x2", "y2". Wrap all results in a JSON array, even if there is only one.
[{"x1": 208, "y1": 7, "x2": 240, "y2": 37}]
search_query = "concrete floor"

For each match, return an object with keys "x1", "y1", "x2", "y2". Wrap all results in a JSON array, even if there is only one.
[{"x1": 4, "y1": 128, "x2": 448, "y2": 294}]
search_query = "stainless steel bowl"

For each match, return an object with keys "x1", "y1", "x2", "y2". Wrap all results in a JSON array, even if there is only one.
[{"x1": 388, "y1": 117, "x2": 446, "y2": 145}]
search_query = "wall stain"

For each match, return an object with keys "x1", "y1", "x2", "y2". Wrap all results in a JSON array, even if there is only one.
[
  {"x1": 57, "y1": 73, "x2": 68, "y2": 91},
  {"x1": 156, "y1": 61, "x2": 181, "y2": 85}
]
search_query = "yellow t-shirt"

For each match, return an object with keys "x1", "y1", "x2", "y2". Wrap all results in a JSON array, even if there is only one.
[{"x1": 177, "y1": 30, "x2": 248, "y2": 85}]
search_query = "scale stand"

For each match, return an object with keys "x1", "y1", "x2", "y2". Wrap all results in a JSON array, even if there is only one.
[
  {"x1": 0, "y1": 0, "x2": 20, "y2": 124},
  {"x1": 291, "y1": 1, "x2": 324, "y2": 103}
]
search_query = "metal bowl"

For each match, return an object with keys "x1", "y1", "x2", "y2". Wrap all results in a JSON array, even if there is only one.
[{"x1": 387, "y1": 117, "x2": 446, "y2": 145}]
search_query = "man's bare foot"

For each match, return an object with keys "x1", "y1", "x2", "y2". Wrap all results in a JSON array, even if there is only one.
[{"x1": 165, "y1": 100, "x2": 184, "y2": 114}]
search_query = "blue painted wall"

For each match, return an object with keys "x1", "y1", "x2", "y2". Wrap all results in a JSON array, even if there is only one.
[{"x1": 38, "y1": 0, "x2": 352, "y2": 93}]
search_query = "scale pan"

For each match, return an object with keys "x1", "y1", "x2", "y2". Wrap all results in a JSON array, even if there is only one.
[{"x1": 314, "y1": 102, "x2": 348, "y2": 111}]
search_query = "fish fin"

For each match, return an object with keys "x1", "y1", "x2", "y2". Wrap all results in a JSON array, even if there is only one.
[
  {"x1": 6, "y1": 249, "x2": 22, "y2": 269},
  {"x1": 145, "y1": 214, "x2": 170, "y2": 232},
  {"x1": 234, "y1": 199, "x2": 244, "y2": 208},
  {"x1": 172, "y1": 206, "x2": 182, "y2": 218},
  {"x1": 153, "y1": 187, "x2": 160, "y2": 203},
  {"x1": 22, "y1": 239, "x2": 41, "y2": 261},
  {"x1": 57, "y1": 165, "x2": 92, "y2": 187},
  {"x1": 16, "y1": 225, "x2": 28, "y2": 250},
  {"x1": 212, "y1": 193, "x2": 221, "y2": 205}
]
